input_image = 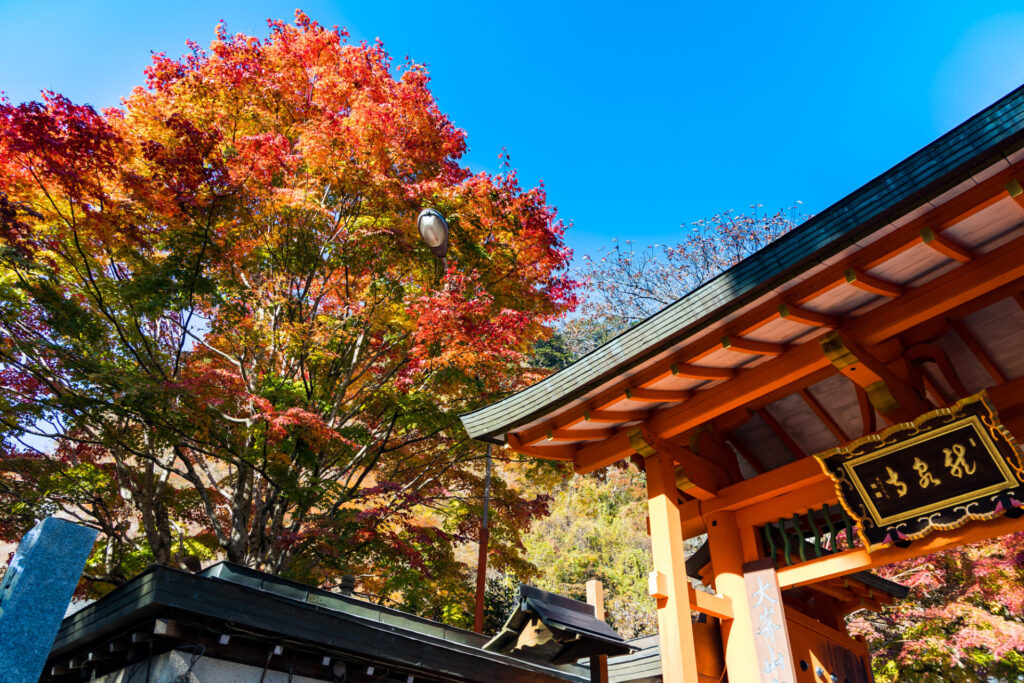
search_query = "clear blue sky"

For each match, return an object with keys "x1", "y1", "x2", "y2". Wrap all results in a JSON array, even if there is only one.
[{"x1": 3, "y1": 1, "x2": 1024, "y2": 262}]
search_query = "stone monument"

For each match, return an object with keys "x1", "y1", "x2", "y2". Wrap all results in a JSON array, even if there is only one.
[{"x1": 0, "y1": 517, "x2": 98, "y2": 682}]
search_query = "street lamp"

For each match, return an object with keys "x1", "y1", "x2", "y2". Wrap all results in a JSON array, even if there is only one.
[
  {"x1": 416, "y1": 208, "x2": 489, "y2": 632},
  {"x1": 417, "y1": 208, "x2": 450, "y2": 260}
]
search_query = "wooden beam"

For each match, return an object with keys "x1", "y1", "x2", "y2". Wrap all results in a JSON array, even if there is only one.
[
  {"x1": 669, "y1": 363, "x2": 736, "y2": 380},
  {"x1": 799, "y1": 388, "x2": 849, "y2": 442},
  {"x1": 721, "y1": 335, "x2": 788, "y2": 356},
  {"x1": 629, "y1": 427, "x2": 730, "y2": 500},
  {"x1": 821, "y1": 330, "x2": 931, "y2": 422},
  {"x1": 583, "y1": 409, "x2": 649, "y2": 423},
  {"x1": 688, "y1": 586, "x2": 733, "y2": 620},
  {"x1": 920, "y1": 227, "x2": 973, "y2": 263},
  {"x1": 507, "y1": 433, "x2": 576, "y2": 461},
  {"x1": 779, "y1": 303, "x2": 838, "y2": 328},
  {"x1": 545, "y1": 428, "x2": 614, "y2": 442},
  {"x1": 703, "y1": 456, "x2": 828, "y2": 516},
  {"x1": 855, "y1": 384, "x2": 877, "y2": 436},
  {"x1": 777, "y1": 512, "x2": 1024, "y2": 589},
  {"x1": 735, "y1": 479, "x2": 838, "y2": 529},
  {"x1": 626, "y1": 388, "x2": 691, "y2": 403},
  {"x1": 844, "y1": 268, "x2": 903, "y2": 297}
]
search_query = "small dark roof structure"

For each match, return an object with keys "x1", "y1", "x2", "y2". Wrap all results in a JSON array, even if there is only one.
[
  {"x1": 485, "y1": 584, "x2": 634, "y2": 664},
  {"x1": 44, "y1": 562, "x2": 596, "y2": 682},
  {"x1": 460, "y1": 83, "x2": 1024, "y2": 444}
]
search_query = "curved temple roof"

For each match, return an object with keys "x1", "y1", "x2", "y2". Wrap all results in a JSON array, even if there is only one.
[{"x1": 461, "y1": 84, "x2": 1024, "y2": 444}]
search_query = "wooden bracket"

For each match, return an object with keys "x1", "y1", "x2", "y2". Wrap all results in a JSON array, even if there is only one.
[
  {"x1": 629, "y1": 427, "x2": 729, "y2": 500},
  {"x1": 820, "y1": 331, "x2": 929, "y2": 423},
  {"x1": 1007, "y1": 179, "x2": 1024, "y2": 211}
]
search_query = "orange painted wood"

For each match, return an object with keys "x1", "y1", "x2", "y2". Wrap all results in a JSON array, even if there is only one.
[
  {"x1": 706, "y1": 510, "x2": 770, "y2": 681},
  {"x1": 669, "y1": 363, "x2": 736, "y2": 379},
  {"x1": 702, "y1": 456, "x2": 827, "y2": 516},
  {"x1": 506, "y1": 433, "x2": 575, "y2": 461},
  {"x1": 645, "y1": 451, "x2": 701, "y2": 683},
  {"x1": 688, "y1": 586, "x2": 733, "y2": 620},
  {"x1": 777, "y1": 512, "x2": 1024, "y2": 589},
  {"x1": 721, "y1": 335, "x2": 788, "y2": 356},
  {"x1": 844, "y1": 268, "x2": 903, "y2": 297},
  {"x1": 855, "y1": 384, "x2": 877, "y2": 435},
  {"x1": 1007, "y1": 179, "x2": 1024, "y2": 211},
  {"x1": 546, "y1": 428, "x2": 614, "y2": 442},
  {"x1": 626, "y1": 388, "x2": 691, "y2": 403},
  {"x1": 631, "y1": 427, "x2": 730, "y2": 500},
  {"x1": 778, "y1": 303, "x2": 839, "y2": 328},
  {"x1": 920, "y1": 227, "x2": 973, "y2": 263},
  {"x1": 583, "y1": 409, "x2": 649, "y2": 423},
  {"x1": 576, "y1": 232, "x2": 1024, "y2": 471},
  {"x1": 734, "y1": 479, "x2": 838, "y2": 529}
]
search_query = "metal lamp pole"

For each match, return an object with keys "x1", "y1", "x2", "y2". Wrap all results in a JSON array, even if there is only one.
[{"x1": 415, "y1": 209, "x2": 492, "y2": 632}]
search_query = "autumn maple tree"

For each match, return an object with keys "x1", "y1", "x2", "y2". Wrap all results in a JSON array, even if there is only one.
[
  {"x1": 0, "y1": 12, "x2": 575, "y2": 619},
  {"x1": 848, "y1": 533, "x2": 1024, "y2": 681}
]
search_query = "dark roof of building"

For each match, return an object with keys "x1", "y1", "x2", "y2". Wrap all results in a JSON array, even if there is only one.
[
  {"x1": 45, "y1": 562, "x2": 593, "y2": 683},
  {"x1": 485, "y1": 584, "x2": 633, "y2": 664},
  {"x1": 460, "y1": 83, "x2": 1024, "y2": 443}
]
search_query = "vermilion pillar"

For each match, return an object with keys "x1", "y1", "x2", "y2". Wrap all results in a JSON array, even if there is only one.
[{"x1": 644, "y1": 451, "x2": 699, "y2": 683}]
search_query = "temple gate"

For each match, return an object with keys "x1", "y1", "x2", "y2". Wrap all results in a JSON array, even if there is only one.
[{"x1": 462, "y1": 83, "x2": 1024, "y2": 682}]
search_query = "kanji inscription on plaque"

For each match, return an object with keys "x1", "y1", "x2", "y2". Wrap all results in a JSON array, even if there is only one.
[{"x1": 815, "y1": 392, "x2": 1024, "y2": 549}]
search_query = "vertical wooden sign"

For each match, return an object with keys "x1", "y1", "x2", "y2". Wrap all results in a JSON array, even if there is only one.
[{"x1": 742, "y1": 558, "x2": 795, "y2": 683}]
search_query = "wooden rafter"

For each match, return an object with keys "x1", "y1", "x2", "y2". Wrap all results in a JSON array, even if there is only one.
[
  {"x1": 626, "y1": 388, "x2": 691, "y2": 403},
  {"x1": 506, "y1": 433, "x2": 575, "y2": 461},
  {"x1": 920, "y1": 227, "x2": 973, "y2": 263},
  {"x1": 506, "y1": 165, "x2": 1024, "y2": 457},
  {"x1": 670, "y1": 363, "x2": 736, "y2": 379},
  {"x1": 569, "y1": 232, "x2": 1024, "y2": 472},
  {"x1": 546, "y1": 428, "x2": 614, "y2": 442},
  {"x1": 778, "y1": 303, "x2": 838, "y2": 328},
  {"x1": 844, "y1": 268, "x2": 903, "y2": 298},
  {"x1": 583, "y1": 409, "x2": 649, "y2": 423},
  {"x1": 721, "y1": 335, "x2": 787, "y2": 356},
  {"x1": 948, "y1": 316, "x2": 1005, "y2": 384}
]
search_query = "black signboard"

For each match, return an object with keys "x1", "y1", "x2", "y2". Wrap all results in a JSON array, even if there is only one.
[{"x1": 815, "y1": 392, "x2": 1024, "y2": 550}]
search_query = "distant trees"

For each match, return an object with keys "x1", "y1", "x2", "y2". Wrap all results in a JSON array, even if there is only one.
[
  {"x1": 850, "y1": 532, "x2": 1024, "y2": 682},
  {"x1": 0, "y1": 12, "x2": 576, "y2": 623},
  {"x1": 578, "y1": 206, "x2": 800, "y2": 330}
]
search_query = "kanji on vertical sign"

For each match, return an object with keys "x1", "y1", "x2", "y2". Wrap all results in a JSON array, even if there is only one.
[{"x1": 743, "y1": 558, "x2": 795, "y2": 683}]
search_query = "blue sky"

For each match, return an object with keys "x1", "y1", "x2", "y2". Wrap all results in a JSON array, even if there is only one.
[{"x1": 3, "y1": 1, "x2": 1024, "y2": 262}]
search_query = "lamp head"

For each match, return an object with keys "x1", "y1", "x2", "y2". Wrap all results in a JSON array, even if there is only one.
[{"x1": 417, "y1": 208, "x2": 450, "y2": 259}]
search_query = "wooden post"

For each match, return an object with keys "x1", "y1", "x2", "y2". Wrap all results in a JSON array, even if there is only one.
[
  {"x1": 644, "y1": 451, "x2": 700, "y2": 683},
  {"x1": 586, "y1": 579, "x2": 609, "y2": 683},
  {"x1": 707, "y1": 509, "x2": 793, "y2": 682}
]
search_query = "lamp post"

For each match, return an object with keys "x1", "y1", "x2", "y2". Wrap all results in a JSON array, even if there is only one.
[{"x1": 415, "y1": 209, "x2": 490, "y2": 633}]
